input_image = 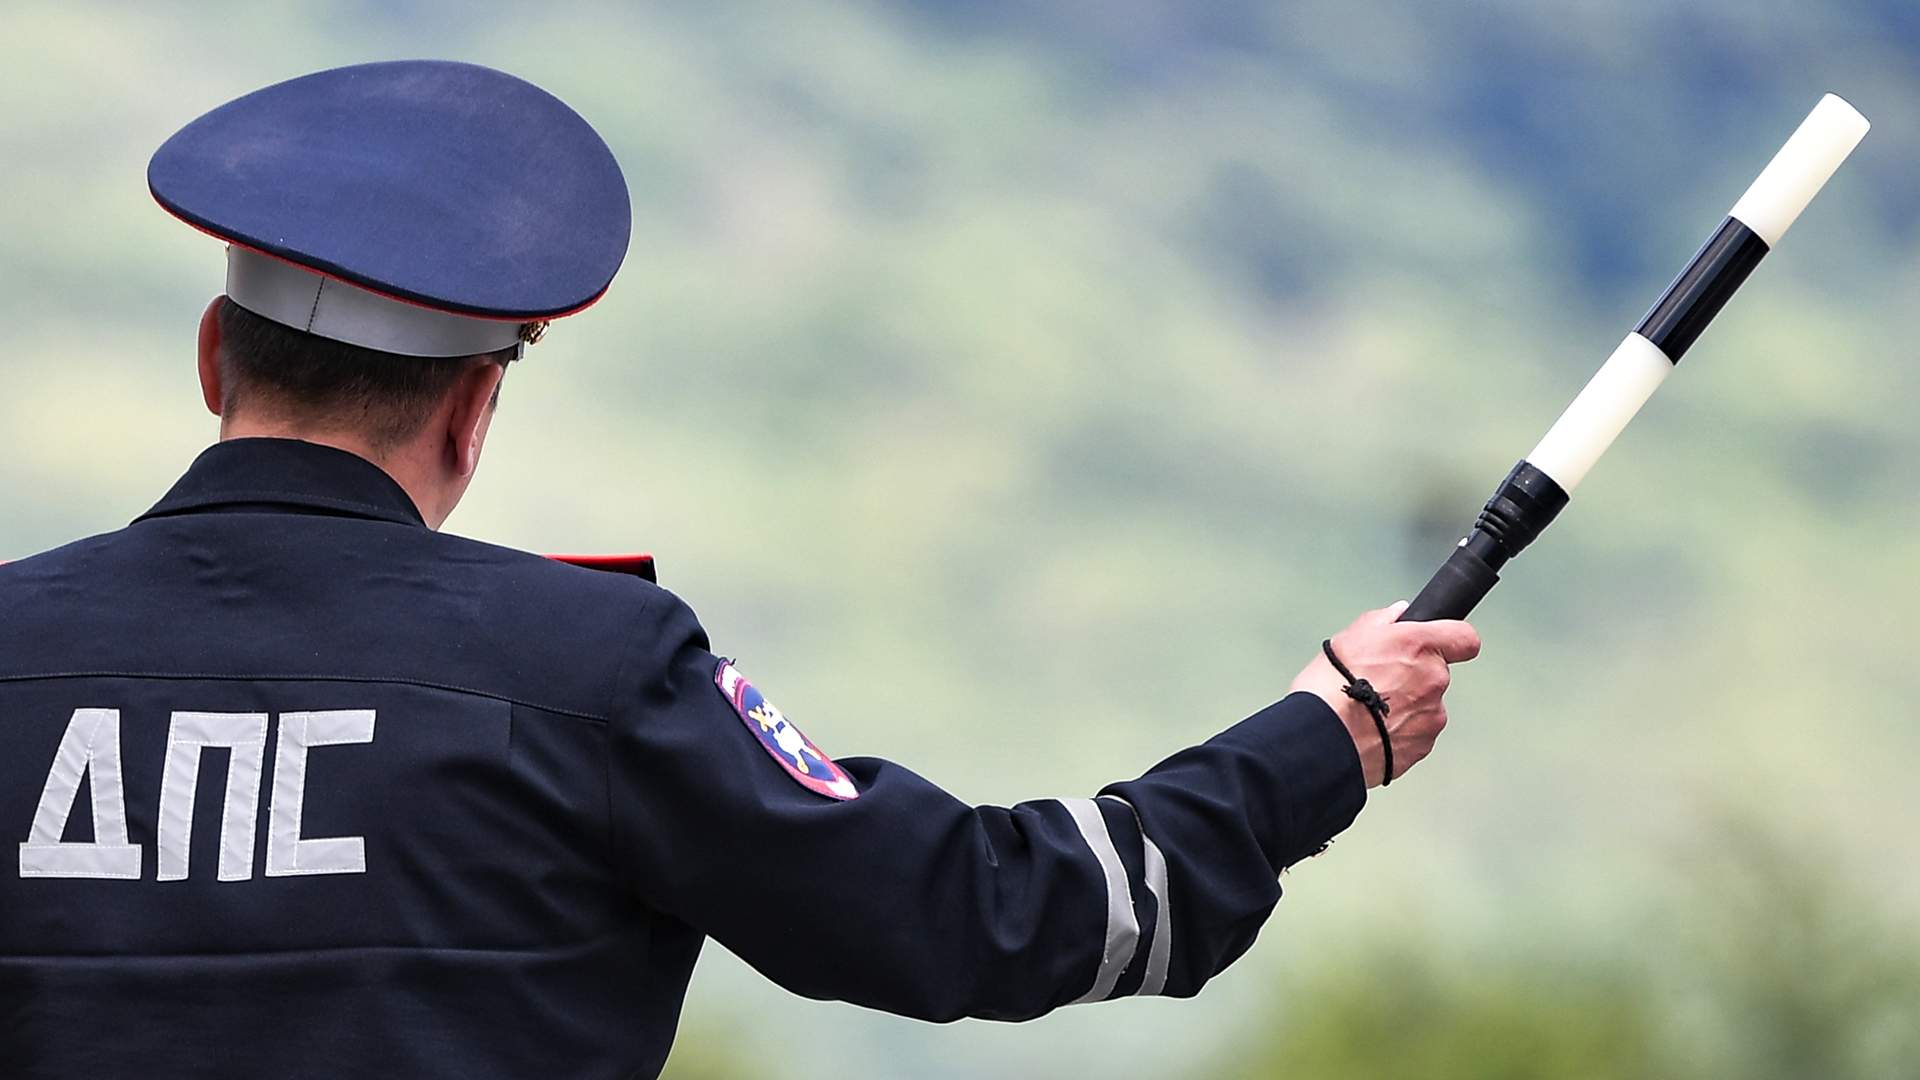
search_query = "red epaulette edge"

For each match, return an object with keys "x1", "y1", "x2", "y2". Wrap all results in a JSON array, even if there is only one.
[{"x1": 544, "y1": 553, "x2": 657, "y2": 584}]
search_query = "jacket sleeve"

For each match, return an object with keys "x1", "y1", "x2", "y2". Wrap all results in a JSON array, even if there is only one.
[{"x1": 606, "y1": 590, "x2": 1366, "y2": 1023}]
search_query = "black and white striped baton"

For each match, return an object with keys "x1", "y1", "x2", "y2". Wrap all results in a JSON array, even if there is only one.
[{"x1": 1401, "y1": 94, "x2": 1870, "y2": 623}]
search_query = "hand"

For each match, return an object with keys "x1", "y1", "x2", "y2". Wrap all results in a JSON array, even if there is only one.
[{"x1": 1289, "y1": 601, "x2": 1481, "y2": 788}]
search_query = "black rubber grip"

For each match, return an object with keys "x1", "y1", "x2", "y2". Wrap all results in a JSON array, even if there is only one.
[{"x1": 1400, "y1": 545, "x2": 1500, "y2": 622}]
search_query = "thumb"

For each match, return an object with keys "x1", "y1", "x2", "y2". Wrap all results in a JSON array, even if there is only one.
[{"x1": 1408, "y1": 619, "x2": 1482, "y2": 663}]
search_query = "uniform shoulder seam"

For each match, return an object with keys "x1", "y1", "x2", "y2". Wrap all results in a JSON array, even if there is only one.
[
  {"x1": 607, "y1": 585, "x2": 663, "y2": 714},
  {"x1": 603, "y1": 582, "x2": 674, "y2": 892}
]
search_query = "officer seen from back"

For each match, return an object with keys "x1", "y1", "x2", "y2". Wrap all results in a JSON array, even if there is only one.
[{"x1": 0, "y1": 62, "x2": 1479, "y2": 1079}]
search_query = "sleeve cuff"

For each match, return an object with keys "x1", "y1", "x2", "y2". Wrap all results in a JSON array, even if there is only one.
[{"x1": 1226, "y1": 691, "x2": 1368, "y2": 868}]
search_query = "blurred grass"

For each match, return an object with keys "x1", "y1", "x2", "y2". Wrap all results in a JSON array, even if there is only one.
[
  {"x1": 3, "y1": 2, "x2": 1917, "y2": 1076},
  {"x1": 1238, "y1": 955, "x2": 1692, "y2": 1080},
  {"x1": 1218, "y1": 821, "x2": 1920, "y2": 1080}
]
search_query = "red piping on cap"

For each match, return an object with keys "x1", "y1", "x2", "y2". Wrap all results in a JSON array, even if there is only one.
[{"x1": 151, "y1": 191, "x2": 614, "y2": 323}]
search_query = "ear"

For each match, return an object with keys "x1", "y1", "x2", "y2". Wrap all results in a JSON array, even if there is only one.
[
  {"x1": 197, "y1": 296, "x2": 226, "y2": 417},
  {"x1": 447, "y1": 362, "x2": 507, "y2": 478}
]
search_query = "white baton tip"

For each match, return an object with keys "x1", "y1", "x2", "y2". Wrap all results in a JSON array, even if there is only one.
[{"x1": 1728, "y1": 93, "x2": 1870, "y2": 248}]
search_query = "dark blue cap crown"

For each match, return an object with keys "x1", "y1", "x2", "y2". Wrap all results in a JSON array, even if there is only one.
[{"x1": 149, "y1": 60, "x2": 631, "y2": 323}]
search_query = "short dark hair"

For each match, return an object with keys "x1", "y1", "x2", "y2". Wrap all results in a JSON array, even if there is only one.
[{"x1": 215, "y1": 298, "x2": 515, "y2": 449}]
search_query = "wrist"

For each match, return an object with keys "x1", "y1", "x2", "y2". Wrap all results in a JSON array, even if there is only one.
[{"x1": 1291, "y1": 656, "x2": 1386, "y2": 788}]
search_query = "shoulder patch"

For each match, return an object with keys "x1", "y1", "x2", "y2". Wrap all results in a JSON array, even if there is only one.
[{"x1": 714, "y1": 660, "x2": 858, "y2": 801}]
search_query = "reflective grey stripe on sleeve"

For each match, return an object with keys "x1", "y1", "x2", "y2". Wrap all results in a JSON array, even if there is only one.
[
  {"x1": 1101, "y1": 795, "x2": 1172, "y2": 997},
  {"x1": 1058, "y1": 797, "x2": 1139, "y2": 1005}
]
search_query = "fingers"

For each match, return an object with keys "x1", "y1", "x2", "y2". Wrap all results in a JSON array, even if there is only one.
[
  {"x1": 1335, "y1": 607, "x2": 1481, "y2": 663},
  {"x1": 1405, "y1": 619, "x2": 1481, "y2": 664},
  {"x1": 1354, "y1": 600, "x2": 1410, "y2": 630}
]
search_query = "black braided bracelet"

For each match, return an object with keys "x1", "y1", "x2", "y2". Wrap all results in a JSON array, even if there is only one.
[{"x1": 1322, "y1": 639, "x2": 1393, "y2": 786}]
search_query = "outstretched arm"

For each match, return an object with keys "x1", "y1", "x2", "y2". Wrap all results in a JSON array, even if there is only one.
[{"x1": 607, "y1": 594, "x2": 1472, "y2": 1022}]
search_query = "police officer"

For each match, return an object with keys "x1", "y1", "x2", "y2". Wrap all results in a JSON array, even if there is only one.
[{"x1": 0, "y1": 62, "x2": 1479, "y2": 1079}]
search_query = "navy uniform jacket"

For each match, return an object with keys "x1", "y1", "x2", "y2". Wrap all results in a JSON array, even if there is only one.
[{"x1": 0, "y1": 438, "x2": 1366, "y2": 1078}]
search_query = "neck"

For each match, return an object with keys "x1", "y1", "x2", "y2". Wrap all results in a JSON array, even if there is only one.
[{"x1": 218, "y1": 419, "x2": 452, "y2": 529}]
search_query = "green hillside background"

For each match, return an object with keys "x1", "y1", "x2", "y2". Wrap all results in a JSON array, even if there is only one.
[{"x1": 3, "y1": 3, "x2": 1916, "y2": 1076}]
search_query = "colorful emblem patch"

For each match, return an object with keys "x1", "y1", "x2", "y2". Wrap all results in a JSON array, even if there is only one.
[{"x1": 715, "y1": 660, "x2": 859, "y2": 801}]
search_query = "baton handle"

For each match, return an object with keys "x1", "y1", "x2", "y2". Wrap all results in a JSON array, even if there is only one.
[
  {"x1": 1401, "y1": 546, "x2": 1501, "y2": 622},
  {"x1": 1398, "y1": 460, "x2": 1568, "y2": 624}
]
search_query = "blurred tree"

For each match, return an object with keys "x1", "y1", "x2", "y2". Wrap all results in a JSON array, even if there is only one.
[
  {"x1": 1214, "y1": 821, "x2": 1920, "y2": 1080},
  {"x1": 1671, "y1": 817, "x2": 1920, "y2": 1080},
  {"x1": 1219, "y1": 951, "x2": 1692, "y2": 1080}
]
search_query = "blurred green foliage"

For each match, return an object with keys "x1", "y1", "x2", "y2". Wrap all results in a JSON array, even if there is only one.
[
  {"x1": 1240, "y1": 956, "x2": 1689, "y2": 1080},
  {"x1": 1670, "y1": 820, "x2": 1920, "y2": 1080},
  {"x1": 1221, "y1": 821, "x2": 1920, "y2": 1080},
  {"x1": 3, "y1": 2, "x2": 1916, "y2": 1077}
]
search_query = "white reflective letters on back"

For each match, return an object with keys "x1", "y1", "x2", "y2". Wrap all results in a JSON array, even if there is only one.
[
  {"x1": 158, "y1": 713, "x2": 269, "y2": 882},
  {"x1": 267, "y1": 710, "x2": 376, "y2": 877},
  {"x1": 19, "y1": 709, "x2": 143, "y2": 879},
  {"x1": 16, "y1": 707, "x2": 376, "y2": 882}
]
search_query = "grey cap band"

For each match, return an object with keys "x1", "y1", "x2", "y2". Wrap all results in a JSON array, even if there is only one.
[{"x1": 225, "y1": 247, "x2": 525, "y2": 358}]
